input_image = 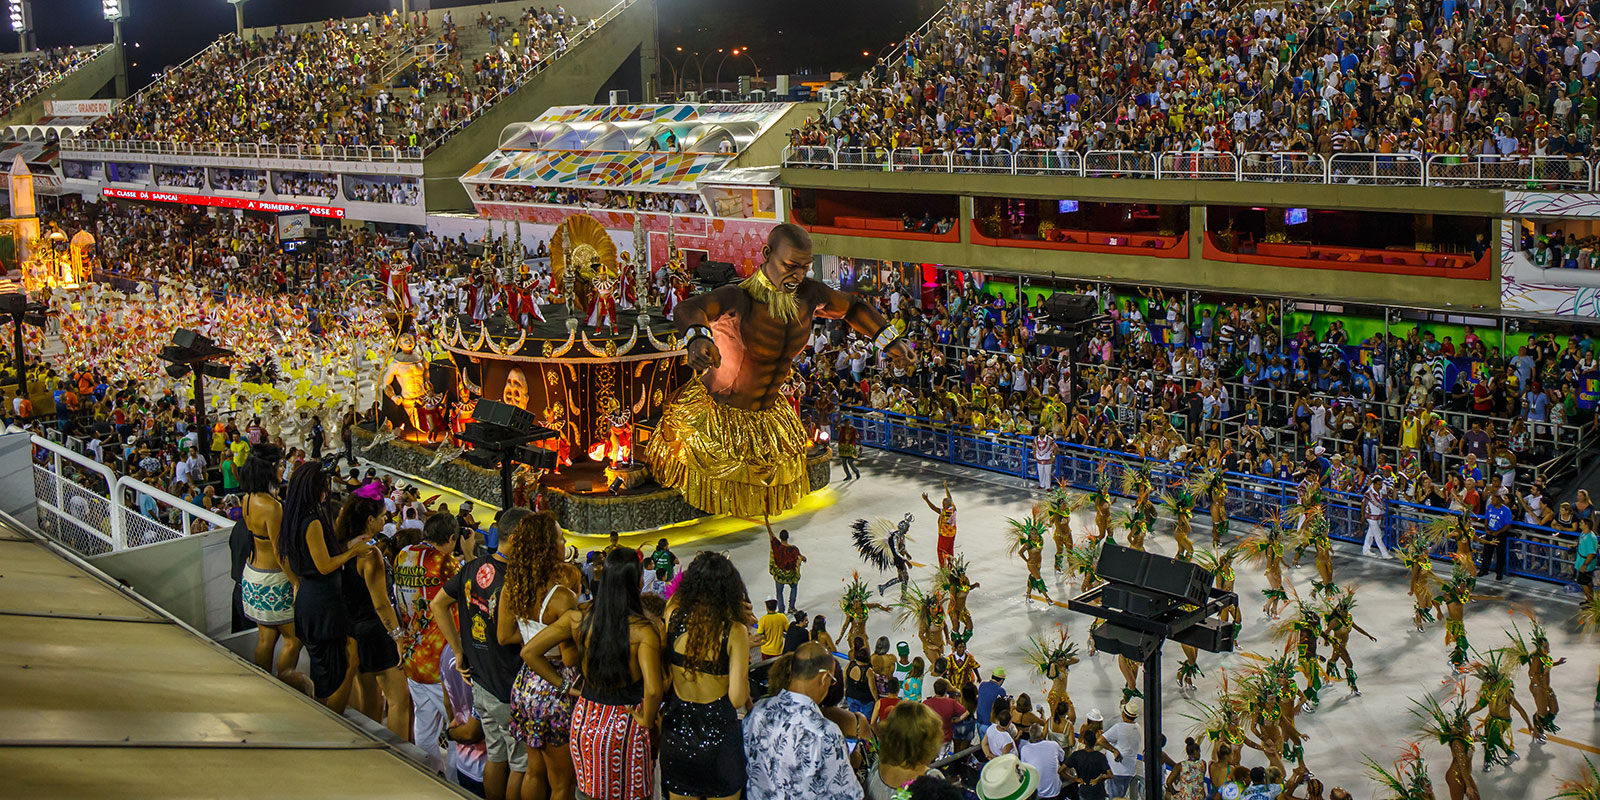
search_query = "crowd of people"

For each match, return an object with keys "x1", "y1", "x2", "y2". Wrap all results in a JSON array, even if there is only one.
[
  {"x1": 0, "y1": 47, "x2": 100, "y2": 116},
  {"x1": 798, "y1": 279, "x2": 1595, "y2": 539},
  {"x1": 155, "y1": 165, "x2": 206, "y2": 190},
  {"x1": 474, "y1": 185, "x2": 709, "y2": 214},
  {"x1": 349, "y1": 177, "x2": 423, "y2": 205},
  {"x1": 81, "y1": 5, "x2": 589, "y2": 152},
  {"x1": 791, "y1": 0, "x2": 1600, "y2": 164},
  {"x1": 275, "y1": 171, "x2": 341, "y2": 200}
]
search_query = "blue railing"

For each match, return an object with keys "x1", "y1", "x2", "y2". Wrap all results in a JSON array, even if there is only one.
[{"x1": 834, "y1": 406, "x2": 1578, "y2": 587}]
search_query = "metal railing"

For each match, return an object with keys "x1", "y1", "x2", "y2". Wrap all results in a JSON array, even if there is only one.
[
  {"x1": 0, "y1": 44, "x2": 113, "y2": 120},
  {"x1": 423, "y1": 0, "x2": 635, "y2": 151},
  {"x1": 62, "y1": 139, "x2": 425, "y2": 163},
  {"x1": 783, "y1": 146, "x2": 1600, "y2": 190},
  {"x1": 833, "y1": 408, "x2": 1581, "y2": 586},
  {"x1": 29, "y1": 435, "x2": 232, "y2": 556}
]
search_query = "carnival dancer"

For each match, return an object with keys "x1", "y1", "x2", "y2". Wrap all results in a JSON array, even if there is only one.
[
  {"x1": 896, "y1": 581, "x2": 949, "y2": 667},
  {"x1": 538, "y1": 403, "x2": 572, "y2": 474},
  {"x1": 922, "y1": 482, "x2": 958, "y2": 568},
  {"x1": 584, "y1": 262, "x2": 621, "y2": 334},
  {"x1": 1278, "y1": 602, "x2": 1328, "y2": 713},
  {"x1": 1434, "y1": 559, "x2": 1480, "y2": 675},
  {"x1": 1043, "y1": 485, "x2": 1084, "y2": 572},
  {"x1": 936, "y1": 555, "x2": 979, "y2": 636},
  {"x1": 945, "y1": 633, "x2": 981, "y2": 694},
  {"x1": 649, "y1": 224, "x2": 912, "y2": 517},
  {"x1": 1466, "y1": 649, "x2": 1532, "y2": 771},
  {"x1": 1505, "y1": 621, "x2": 1564, "y2": 743},
  {"x1": 1243, "y1": 514, "x2": 1296, "y2": 620},
  {"x1": 1090, "y1": 469, "x2": 1114, "y2": 543},
  {"x1": 1118, "y1": 508, "x2": 1151, "y2": 553},
  {"x1": 1177, "y1": 643, "x2": 1204, "y2": 695},
  {"x1": 1323, "y1": 588, "x2": 1376, "y2": 697},
  {"x1": 1194, "y1": 546, "x2": 1242, "y2": 637},
  {"x1": 1162, "y1": 484, "x2": 1197, "y2": 561},
  {"x1": 851, "y1": 514, "x2": 915, "y2": 597},
  {"x1": 839, "y1": 572, "x2": 891, "y2": 652},
  {"x1": 1023, "y1": 627, "x2": 1079, "y2": 712},
  {"x1": 1196, "y1": 468, "x2": 1231, "y2": 542},
  {"x1": 1007, "y1": 514, "x2": 1053, "y2": 605},
  {"x1": 1293, "y1": 488, "x2": 1337, "y2": 597},
  {"x1": 1392, "y1": 528, "x2": 1441, "y2": 629},
  {"x1": 1122, "y1": 462, "x2": 1158, "y2": 532}
]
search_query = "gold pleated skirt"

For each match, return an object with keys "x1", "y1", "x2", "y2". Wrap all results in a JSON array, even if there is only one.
[{"x1": 646, "y1": 379, "x2": 809, "y2": 517}]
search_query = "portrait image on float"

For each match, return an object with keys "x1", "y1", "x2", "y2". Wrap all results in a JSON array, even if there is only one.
[{"x1": 646, "y1": 222, "x2": 914, "y2": 518}]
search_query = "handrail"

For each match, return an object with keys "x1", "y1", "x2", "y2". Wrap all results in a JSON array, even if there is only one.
[
  {"x1": 783, "y1": 146, "x2": 1600, "y2": 190},
  {"x1": 0, "y1": 44, "x2": 113, "y2": 120},
  {"x1": 423, "y1": 0, "x2": 634, "y2": 151}
]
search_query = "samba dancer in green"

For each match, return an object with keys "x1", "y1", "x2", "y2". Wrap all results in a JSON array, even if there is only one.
[
  {"x1": 1399, "y1": 528, "x2": 1443, "y2": 632},
  {"x1": 1505, "y1": 621, "x2": 1565, "y2": 743},
  {"x1": 1043, "y1": 486, "x2": 1085, "y2": 572},
  {"x1": 1089, "y1": 469, "x2": 1114, "y2": 543},
  {"x1": 1433, "y1": 559, "x2": 1479, "y2": 674},
  {"x1": 1322, "y1": 588, "x2": 1377, "y2": 697},
  {"x1": 1243, "y1": 513, "x2": 1296, "y2": 620},
  {"x1": 1279, "y1": 602, "x2": 1329, "y2": 713},
  {"x1": 1194, "y1": 545, "x2": 1243, "y2": 637},
  {"x1": 1466, "y1": 648, "x2": 1532, "y2": 771},
  {"x1": 1292, "y1": 484, "x2": 1337, "y2": 597},
  {"x1": 1007, "y1": 514, "x2": 1053, "y2": 604},
  {"x1": 1162, "y1": 485, "x2": 1197, "y2": 561},
  {"x1": 1194, "y1": 468, "x2": 1231, "y2": 542},
  {"x1": 839, "y1": 572, "x2": 890, "y2": 655},
  {"x1": 935, "y1": 554, "x2": 979, "y2": 637}
]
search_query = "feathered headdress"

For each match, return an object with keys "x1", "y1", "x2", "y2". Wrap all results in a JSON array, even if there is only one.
[
  {"x1": 1412, "y1": 684, "x2": 1473, "y2": 747},
  {"x1": 840, "y1": 572, "x2": 872, "y2": 618},
  {"x1": 1364, "y1": 744, "x2": 1435, "y2": 800},
  {"x1": 894, "y1": 581, "x2": 946, "y2": 629},
  {"x1": 1006, "y1": 515, "x2": 1049, "y2": 557},
  {"x1": 1022, "y1": 627, "x2": 1080, "y2": 675},
  {"x1": 1065, "y1": 539, "x2": 1104, "y2": 584},
  {"x1": 1183, "y1": 672, "x2": 1246, "y2": 745},
  {"x1": 935, "y1": 554, "x2": 971, "y2": 594},
  {"x1": 851, "y1": 516, "x2": 911, "y2": 572},
  {"x1": 1119, "y1": 460, "x2": 1153, "y2": 497},
  {"x1": 1044, "y1": 485, "x2": 1087, "y2": 519},
  {"x1": 1159, "y1": 488, "x2": 1195, "y2": 520},
  {"x1": 1553, "y1": 757, "x2": 1600, "y2": 800},
  {"x1": 1504, "y1": 619, "x2": 1547, "y2": 666},
  {"x1": 1468, "y1": 647, "x2": 1515, "y2": 701},
  {"x1": 1423, "y1": 512, "x2": 1475, "y2": 547},
  {"x1": 1187, "y1": 468, "x2": 1227, "y2": 498},
  {"x1": 1396, "y1": 525, "x2": 1438, "y2": 570},
  {"x1": 1580, "y1": 595, "x2": 1600, "y2": 634},
  {"x1": 1239, "y1": 513, "x2": 1290, "y2": 566},
  {"x1": 1191, "y1": 545, "x2": 1240, "y2": 578},
  {"x1": 1088, "y1": 465, "x2": 1113, "y2": 504}
]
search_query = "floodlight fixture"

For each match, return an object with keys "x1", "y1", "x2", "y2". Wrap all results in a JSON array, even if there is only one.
[{"x1": 102, "y1": 0, "x2": 122, "y2": 21}]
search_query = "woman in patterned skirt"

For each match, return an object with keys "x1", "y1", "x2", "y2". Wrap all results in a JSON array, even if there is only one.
[
  {"x1": 524, "y1": 547, "x2": 662, "y2": 799},
  {"x1": 237, "y1": 443, "x2": 307, "y2": 689},
  {"x1": 498, "y1": 511, "x2": 581, "y2": 800}
]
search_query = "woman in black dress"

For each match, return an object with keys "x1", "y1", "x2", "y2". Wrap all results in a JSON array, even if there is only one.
[
  {"x1": 660, "y1": 552, "x2": 751, "y2": 800},
  {"x1": 277, "y1": 462, "x2": 371, "y2": 710},
  {"x1": 333, "y1": 482, "x2": 411, "y2": 739}
]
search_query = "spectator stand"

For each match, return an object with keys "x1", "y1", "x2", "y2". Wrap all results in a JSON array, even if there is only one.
[{"x1": 832, "y1": 405, "x2": 1578, "y2": 587}]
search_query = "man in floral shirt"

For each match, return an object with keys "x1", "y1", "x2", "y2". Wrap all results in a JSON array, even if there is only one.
[
  {"x1": 743, "y1": 643, "x2": 862, "y2": 800},
  {"x1": 394, "y1": 513, "x2": 462, "y2": 772}
]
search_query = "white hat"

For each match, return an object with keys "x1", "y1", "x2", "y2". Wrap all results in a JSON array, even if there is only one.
[
  {"x1": 977, "y1": 754, "x2": 1039, "y2": 800},
  {"x1": 1122, "y1": 698, "x2": 1143, "y2": 719},
  {"x1": 1087, "y1": 707, "x2": 1104, "y2": 722}
]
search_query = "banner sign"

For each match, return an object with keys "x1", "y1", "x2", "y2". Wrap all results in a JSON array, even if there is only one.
[
  {"x1": 46, "y1": 99, "x2": 118, "y2": 116},
  {"x1": 101, "y1": 187, "x2": 345, "y2": 219}
]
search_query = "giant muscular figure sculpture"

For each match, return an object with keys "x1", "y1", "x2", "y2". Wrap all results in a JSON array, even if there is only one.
[{"x1": 647, "y1": 223, "x2": 913, "y2": 517}]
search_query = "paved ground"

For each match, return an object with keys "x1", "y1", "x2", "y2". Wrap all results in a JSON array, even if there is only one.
[{"x1": 664, "y1": 448, "x2": 1599, "y2": 799}]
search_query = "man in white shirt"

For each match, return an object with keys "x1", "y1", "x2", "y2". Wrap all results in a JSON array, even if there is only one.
[
  {"x1": 1103, "y1": 699, "x2": 1143, "y2": 799},
  {"x1": 1019, "y1": 725, "x2": 1067, "y2": 799}
]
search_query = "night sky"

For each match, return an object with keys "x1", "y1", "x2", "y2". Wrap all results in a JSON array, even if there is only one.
[{"x1": 28, "y1": 0, "x2": 926, "y2": 92}]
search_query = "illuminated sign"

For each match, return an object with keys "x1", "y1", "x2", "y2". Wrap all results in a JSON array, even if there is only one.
[{"x1": 101, "y1": 187, "x2": 345, "y2": 219}]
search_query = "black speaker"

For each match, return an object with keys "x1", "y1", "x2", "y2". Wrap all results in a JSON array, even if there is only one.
[
  {"x1": 1044, "y1": 293, "x2": 1097, "y2": 325},
  {"x1": 1035, "y1": 329, "x2": 1080, "y2": 351},
  {"x1": 1101, "y1": 584, "x2": 1177, "y2": 618},
  {"x1": 1090, "y1": 622, "x2": 1160, "y2": 661},
  {"x1": 1095, "y1": 543, "x2": 1211, "y2": 606},
  {"x1": 429, "y1": 360, "x2": 457, "y2": 398},
  {"x1": 1172, "y1": 617, "x2": 1237, "y2": 653},
  {"x1": 474, "y1": 400, "x2": 539, "y2": 433},
  {"x1": 173, "y1": 328, "x2": 207, "y2": 350},
  {"x1": 199, "y1": 362, "x2": 231, "y2": 380},
  {"x1": 694, "y1": 261, "x2": 740, "y2": 288}
]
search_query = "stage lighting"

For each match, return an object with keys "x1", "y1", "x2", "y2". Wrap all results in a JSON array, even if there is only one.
[
  {"x1": 165, "y1": 363, "x2": 192, "y2": 379},
  {"x1": 102, "y1": 0, "x2": 122, "y2": 21},
  {"x1": 8, "y1": 1, "x2": 27, "y2": 33}
]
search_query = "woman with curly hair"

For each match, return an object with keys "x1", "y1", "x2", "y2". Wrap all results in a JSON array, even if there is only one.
[
  {"x1": 496, "y1": 511, "x2": 579, "y2": 800},
  {"x1": 659, "y1": 551, "x2": 751, "y2": 800},
  {"x1": 524, "y1": 547, "x2": 662, "y2": 800}
]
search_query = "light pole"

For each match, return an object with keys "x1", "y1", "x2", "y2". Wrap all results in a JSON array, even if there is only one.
[
  {"x1": 227, "y1": 0, "x2": 248, "y2": 38},
  {"x1": 714, "y1": 47, "x2": 757, "y2": 94},
  {"x1": 8, "y1": 0, "x2": 32, "y2": 53},
  {"x1": 102, "y1": 0, "x2": 126, "y2": 96}
]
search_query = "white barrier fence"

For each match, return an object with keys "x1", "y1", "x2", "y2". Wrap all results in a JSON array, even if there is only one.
[
  {"x1": 30, "y1": 435, "x2": 232, "y2": 556},
  {"x1": 782, "y1": 146, "x2": 1600, "y2": 189}
]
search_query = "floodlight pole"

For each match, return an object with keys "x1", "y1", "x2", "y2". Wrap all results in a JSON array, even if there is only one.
[{"x1": 1142, "y1": 646, "x2": 1162, "y2": 800}]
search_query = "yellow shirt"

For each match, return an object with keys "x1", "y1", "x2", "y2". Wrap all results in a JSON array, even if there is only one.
[
  {"x1": 758, "y1": 612, "x2": 788, "y2": 656},
  {"x1": 1401, "y1": 417, "x2": 1422, "y2": 449}
]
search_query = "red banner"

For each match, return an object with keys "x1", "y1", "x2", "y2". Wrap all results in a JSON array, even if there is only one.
[{"x1": 101, "y1": 187, "x2": 346, "y2": 219}]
